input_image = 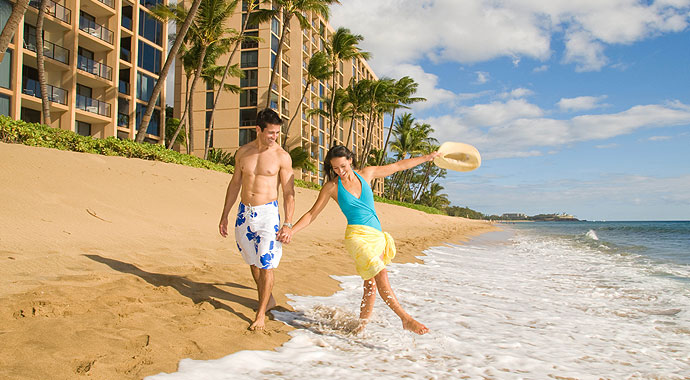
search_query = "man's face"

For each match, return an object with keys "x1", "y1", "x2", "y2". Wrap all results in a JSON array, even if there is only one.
[{"x1": 257, "y1": 123, "x2": 281, "y2": 146}]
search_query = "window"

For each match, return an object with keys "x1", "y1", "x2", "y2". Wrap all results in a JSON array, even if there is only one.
[
  {"x1": 76, "y1": 121, "x2": 92, "y2": 136},
  {"x1": 241, "y1": 51, "x2": 258, "y2": 68},
  {"x1": 239, "y1": 128, "x2": 256, "y2": 146},
  {"x1": 271, "y1": 17, "x2": 280, "y2": 35},
  {"x1": 0, "y1": 94, "x2": 9, "y2": 116},
  {"x1": 139, "y1": 10, "x2": 162, "y2": 45},
  {"x1": 241, "y1": 31, "x2": 258, "y2": 49},
  {"x1": 140, "y1": 0, "x2": 163, "y2": 10},
  {"x1": 271, "y1": 34, "x2": 279, "y2": 53},
  {"x1": 0, "y1": 48, "x2": 11, "y2": 89},
  {"x1": 206, "y1": 110, "x2": 214, "y2": 148},
  {"x1": 206, "y1": 91, "x2": 214, "y2": 109},
  {"x1": 241, "y1": 69, "x2": 257, "y2": 87},
  {"x1": 239, "y1": 108, "x2": 256, "y2": 126},
  {"x1": 136, "y1": 103, "x2": 160, "y2": 135},
  {"x1": 240, "y1": 89, "x2": 257, "y2": 107},
  {"x1": 136, "y1": 72, "x2": 159, "y2": 105},
  {"x1": 0, "y1": 0, "x2": 11, "y2": 32},
  {"x1": 137, "y1": 41, "x2": 161, "y2": 74}
]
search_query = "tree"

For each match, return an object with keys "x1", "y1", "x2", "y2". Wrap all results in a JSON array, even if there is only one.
[
  {"x1": 289, "y1": 146, "x2": 317, "y2": 172},
  {"x1": 204, "y1": 0, "x2": 262, "y2": 157},
  {"x1": 135, "y1": 0, "x2": 204, "y2": 143},
  {"x1": 283, "y1": 50, "x2": 331, "y2": 149},
  {"x1": 158, "y1": 0, "x2": 236, "y2": 155},
  {"x1": 201, "y1": 62, "x2": 241, "y2": 158},
  {"x1": 420, "y1": 183, "x2": 450, "y2": 209},
  {"x1": 252, "y1": 0, "x2": 335, "y2": 108},
  {"x1": 359, "y1": 78, "x2": 393, "y2": 169},
  {"x1": 36, "y1": 0, "x2": 51, "y2": 125},
  {"x1": 377, "y1": 76, "x2": 425, "y2": 167},
  {"x1": 343, "y1": 78, "x2": 369, "y2": 149},
  {"x1": 326, "y1": 27, "x2": 369, "y2": 144},
  {"x1": 0, "y1": 0, "x2": 29, "y2": 57}
]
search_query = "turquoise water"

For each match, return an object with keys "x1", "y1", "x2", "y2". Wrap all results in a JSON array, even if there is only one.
[{"x1": 508, "y1": 221, "x2": 690, "y2": 271}]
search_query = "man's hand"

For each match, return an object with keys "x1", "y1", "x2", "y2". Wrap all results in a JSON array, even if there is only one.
[
  {"x1": 219, "y1": 218, "x2": 229, "y2": 237},
  {"x1": 276, "y1": 225, "x2": 292, "y2": 244}
]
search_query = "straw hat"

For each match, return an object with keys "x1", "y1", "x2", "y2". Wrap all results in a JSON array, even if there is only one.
[{"x1": 433, "y1": 142, "x2": 481, "y2": 172}]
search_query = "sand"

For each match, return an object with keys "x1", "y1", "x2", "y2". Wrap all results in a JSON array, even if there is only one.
[{"x1": 0, "y1": 142, "x2": 495, "y2": 379}]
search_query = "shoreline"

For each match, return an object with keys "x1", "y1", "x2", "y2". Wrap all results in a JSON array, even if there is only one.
[{"x1": 0, "y1": 143, "x2": 496, "y2": 379}]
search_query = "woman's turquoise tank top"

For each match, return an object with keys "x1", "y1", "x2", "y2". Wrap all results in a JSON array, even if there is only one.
[{"x1": 337, "y1": 171, "x2": 382, "y2": 231}]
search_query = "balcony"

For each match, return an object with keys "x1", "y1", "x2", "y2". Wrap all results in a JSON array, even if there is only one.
[
  {"x1": 96, "y1": 0, "x2": 114, "y2": 9},
  {"x1": 79, "y1": 16, "x2": 114, "y2": 44},
  {"x1": 77, "y1": 55, "x2": 113, "y2": 81},
  {"x1": 29, "y1": 0, "x2": 71, "y2": 24},
  {"x1": 76, "y1": 94, "x2": 111, "y2": 117},
  {"x1": 22, "y1": 79, "x2": 68, "y2": 105},
  {"x1": 23, "y1": 36, "x2": 70, "y2": 65}
]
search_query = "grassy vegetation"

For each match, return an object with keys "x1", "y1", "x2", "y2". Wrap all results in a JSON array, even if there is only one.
[{"x1": 1, "y1": 116, "x2": 446, "y2": 215}]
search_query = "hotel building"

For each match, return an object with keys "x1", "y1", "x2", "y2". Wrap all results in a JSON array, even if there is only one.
[
  {"x1": 175, "y1": 1, "x2": 384, "y2": 188},
  {"x1": 0, "y1": 0, "x2": 168, "y2": 143}
]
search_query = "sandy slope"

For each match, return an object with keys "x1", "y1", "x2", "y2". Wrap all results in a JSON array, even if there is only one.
[{"x1": 0, "y1": 142, "x2": 494, "y2": 379}]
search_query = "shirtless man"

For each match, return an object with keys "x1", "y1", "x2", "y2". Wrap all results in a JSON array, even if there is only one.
[{"x1": 218, "y1": 108, "x2": 295, "y2": 331}]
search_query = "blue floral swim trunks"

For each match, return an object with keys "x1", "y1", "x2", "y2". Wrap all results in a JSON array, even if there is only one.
[{"x1": 234, "y1": 200, "x2": 282, "y2": 269}]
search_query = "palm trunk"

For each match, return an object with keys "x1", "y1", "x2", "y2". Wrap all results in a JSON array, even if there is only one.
[
  {"x1": 376, "y1": 106, "x2": 397, "y2": 167},
  {"x1": 264, "y1": 12, "x2": 289, "y2": 109},
  {"x1": 36, "y1": 0, "x2": 51, "y2": 125},
  {"x1": 189, "y1": 89, "x2": 195, "y2": 154},
  {"x1": 412, "y1": 162, "x2": 433, "y2": 202},
  {"x1": 0, "y1": 0, "x2": 29, "y2": 57},
  {"x1": 167, "y1": 73, "x2": 193, "y2": 150},
  {"x1": 345, "y1": 114, "x2": 355, "y2": 149},
  {"x1": 136, "y1": 0, "x2": 203, "y2": 143},
  {"x1": 203, "y1": 1, "x2": 257, "y2": 158},
  {"x1": 283, "y1": 81, "x2": 310, "y2": 149},
  {"x1": 328, "y1": 62, "x2": 337, "y2": 145},
  {"x1": 359, "y1": 107, "x2": 376, "y2": 169}
]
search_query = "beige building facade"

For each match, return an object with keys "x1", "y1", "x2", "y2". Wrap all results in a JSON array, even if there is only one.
[
  {"x1": 0, "y1": 0, "x2": 167, "y2": 143},
  {"x1": 175, "y1": 1, "x2": 383, "y2": 187}
]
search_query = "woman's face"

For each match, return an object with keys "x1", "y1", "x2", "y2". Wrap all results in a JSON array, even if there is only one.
[{"x1": 330, "y1": 156, "x2": 353, "y2": 178}]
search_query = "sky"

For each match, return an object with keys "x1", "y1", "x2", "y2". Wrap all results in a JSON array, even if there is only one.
[{"x1": 329, "y1": 0, "x2": 690, "y2": 221}]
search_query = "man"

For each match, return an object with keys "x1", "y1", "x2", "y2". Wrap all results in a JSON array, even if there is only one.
[{"x1": 219, "y1": 108, "x2": 295, "y2": 331}]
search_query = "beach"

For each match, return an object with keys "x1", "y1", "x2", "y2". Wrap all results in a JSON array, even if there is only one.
[{"x1": 0, "y1": 142, "x2": 494, "y2": 380}]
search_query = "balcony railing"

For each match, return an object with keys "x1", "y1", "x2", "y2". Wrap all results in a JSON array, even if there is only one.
[
  {"x1": 96, "y1": 0, "x2": 114, "y2": 9},
  {"x1": 22, "y1": 79, "x2": 68, "y2": 105},
  {"x1": 76, "y1": 94, "x2": 111, "y2": 117},
  {"x1": 118, "y1": 79, "x2": 130, "y2": 95},
  {"x1": 23, "y1": 36, "x2": 70, "y2": 65},
  {"x1": 77, "y1": 55, "x2": 113, "y2": 81},
  {"x1": 29, "y1": 0, "x2": 71, "y2": 24},
  {"x1": 79, "y1": 16, "x2": 114, "y2": 44}
]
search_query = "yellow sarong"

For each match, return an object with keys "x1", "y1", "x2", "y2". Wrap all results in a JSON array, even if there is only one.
[{"x1": 344, "y1": 224, "x2": 396, "y2": 280}]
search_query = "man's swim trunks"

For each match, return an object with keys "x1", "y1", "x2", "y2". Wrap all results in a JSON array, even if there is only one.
[{"x1": 234, "y1": 200, "x2": 282, "y2": 269}]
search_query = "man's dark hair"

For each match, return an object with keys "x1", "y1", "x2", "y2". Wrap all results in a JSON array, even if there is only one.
[{"x1": 256, "y1": 108, "x2": 283, "y2": 131}]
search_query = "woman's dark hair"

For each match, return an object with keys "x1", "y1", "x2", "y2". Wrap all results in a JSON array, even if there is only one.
[{"x1": 324, "y1": 145, "x2": 357, "y2": 181}]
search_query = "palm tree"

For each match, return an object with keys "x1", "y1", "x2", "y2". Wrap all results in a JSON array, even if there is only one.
[
  {"x1": 326, "y1": 27, "x2": 369, "y2": 142},
  {"x1": 158, "y1": 0, "x2": 236, "y2": 155},
  {"x1": 36, "y1": 0, "x2": 51, "y2": 125},
  {"x1": 359, "y1": 78, "x2": 393, "y2": 169},
  {"x1": 283, "y1": 50, "x2": 331, "y2": 149},
  {"x1": 0, "y1": 0, "x2": 29, "y2": 56},
  {"x1": 135, "y1": 0, "x2": 204, "y2": 143},
  {"x1": 204, "y1": 0, "x2": 262, "y2": 156},
  {"x1": 377, "y1": 76, "x2": 425, "y2": 167},
  {"x1": 412, "y1": 143, "x2": 443, "y2": 203},
  {"x1": 201, "y1": 61, "x2": 241, "y2": 158},
  {"x1": 252, "y1": 0, "x2": 335, "y2": 108},
  {"x1": 343, "y1": 78, "x2": 369, "y2": 149},
  {"x1": 309, "y1": 87, "x2": 348, "y2": 147},
  {"x1": 289, "y1": 146, "x2": 317, "y2": 172},
  {"x1": 420, "y1": 183, "x2": 450, "y2": 209}
]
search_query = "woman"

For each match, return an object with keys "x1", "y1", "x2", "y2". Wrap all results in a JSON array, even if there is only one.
[{"x1": 278, "y1": 145, "x2": 441, "y2": 335}]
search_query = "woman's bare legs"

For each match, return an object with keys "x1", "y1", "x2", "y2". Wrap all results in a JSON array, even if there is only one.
[
  {"x1": 355, "y1": 278, "x2": 378, "y2": 333},
  {"x1": 372, "y1": 269, "x2": 429, "y2": 335}
]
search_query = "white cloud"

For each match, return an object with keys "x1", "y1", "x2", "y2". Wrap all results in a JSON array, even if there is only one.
[
  {"x1": 423, "y1": 101, "x2": 690, "y2": 159},
  {"x1": 474, "y1": 71, "x2": 490, "y2": 84},
  {"x1": 533, "y1": 64, "x2": 549, "y2": 72},
  {"x1": 501, "y1": 88, "x2": 534, "y2": 99},
  {"x1": 331, "y1": 1, "x2": 690, "y2": 73},
  {"x1": 557, "y1": 95, "x2": 608, "y2": 111},
  {"x1": 595, "y1": 143, "x2": 618, "y2": 149},
  {"x1": 649, "y1": 135, "x2": 672, "y2": 141}
]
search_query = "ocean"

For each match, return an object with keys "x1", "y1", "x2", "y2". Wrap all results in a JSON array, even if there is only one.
[{"x1": 147, "y1": 221, "x2": 690, "y2": 379}]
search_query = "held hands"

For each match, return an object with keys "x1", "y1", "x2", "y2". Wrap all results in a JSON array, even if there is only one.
[{"x1": 276, "y1": 225, "x2": 293, "y2": 244}]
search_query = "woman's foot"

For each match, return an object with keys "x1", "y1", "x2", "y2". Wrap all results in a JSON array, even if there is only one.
[{"x1": 402, "y1": 318, "x2": 429, "y2": 335}]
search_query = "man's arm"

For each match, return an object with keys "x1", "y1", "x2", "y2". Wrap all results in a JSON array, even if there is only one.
[
  {"x1": 276, "y1": 151, "x2": 295, "y2": 242},
  {"x1": 219, "y1": 152, "x2": 244, "y2": 237}
]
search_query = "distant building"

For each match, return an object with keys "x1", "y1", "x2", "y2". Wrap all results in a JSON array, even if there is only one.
[{"x1": 502, "y1": 213, "x2": 527, "y2": 219}]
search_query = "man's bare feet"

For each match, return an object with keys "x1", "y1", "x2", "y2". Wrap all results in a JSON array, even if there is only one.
[
  {"x1": 248, "y1": 315, "x2": 266, "y2": 331},
  {"x1": 402, "y1": 318, "x2": 429, "y2": 335}
]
